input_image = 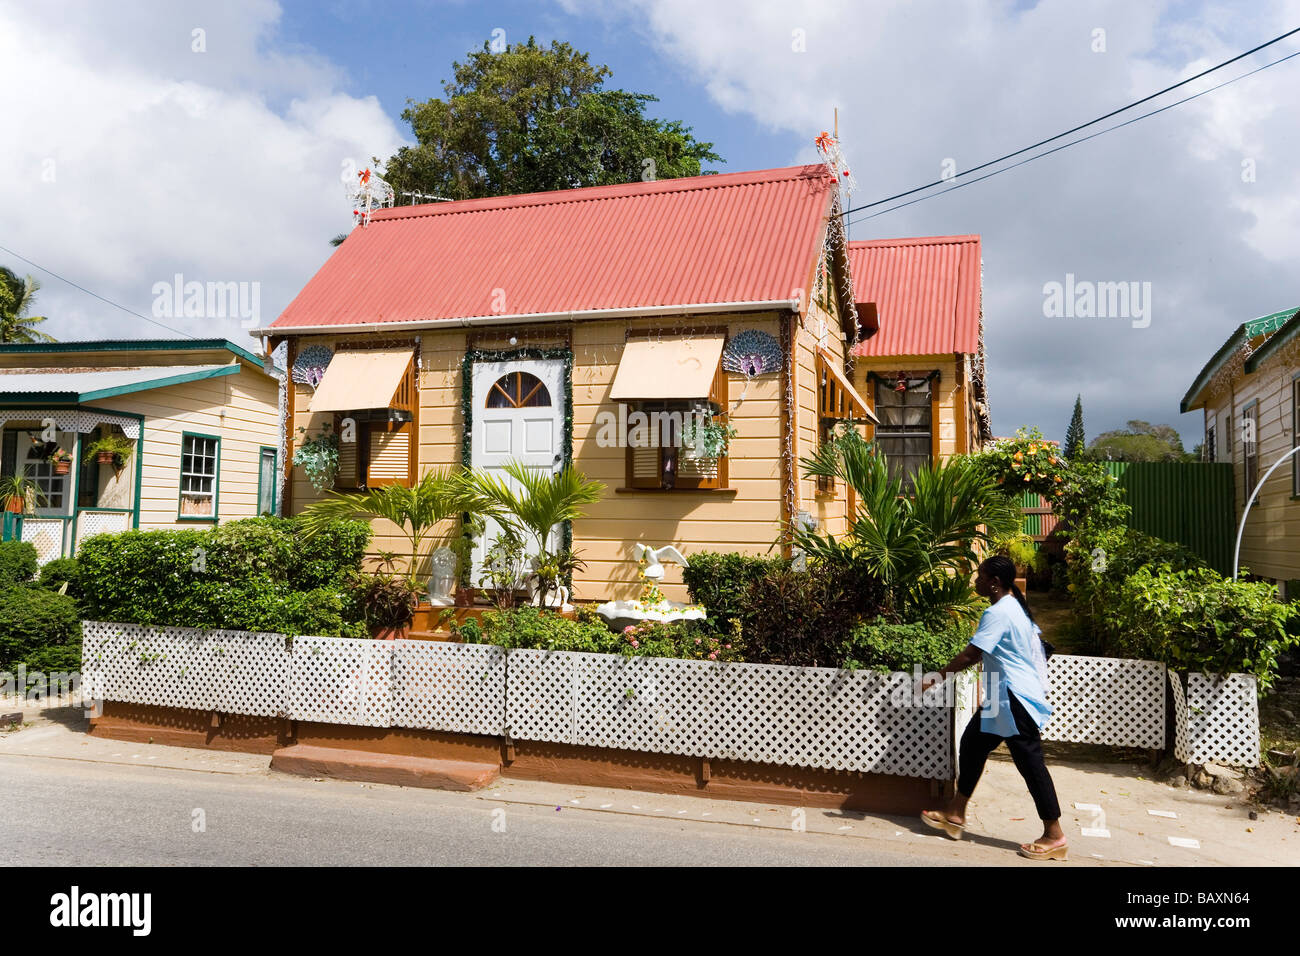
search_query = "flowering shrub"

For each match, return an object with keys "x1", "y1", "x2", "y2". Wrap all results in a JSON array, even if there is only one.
[{"x1": 970, "y1": 426, "x2": 1069, "y2": 501}]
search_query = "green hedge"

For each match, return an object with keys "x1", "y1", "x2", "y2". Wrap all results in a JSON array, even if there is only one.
[
  {"x1": 1103, "y1": 566, "x2": 1298, "y2": 692},
  {"x1": 0, "y1": 541, "x2": 37, "y2": 588},
  {"x1": 681, "y1": 551, "x2": 790, "y2": 635},
  {"x1": 0, "y1": 586, "x2": 81, "y2": 674},
  {"x1": 38, "y1": 557, "x2": 83, "y2": 600},
  {"x1": 843, "y1": 618, "x2": 972, "y2": 673},
  {"x1": 76, "y1": 517, "x2": 371, "y2": 638}
]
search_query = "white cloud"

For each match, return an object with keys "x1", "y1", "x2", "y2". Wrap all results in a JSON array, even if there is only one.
[
  {"x1": 0, "y1": 0, "x2": 408, "y2": 342},
  {"x1": 564, "y1": 0, "x2": 1300, "y2": 444}
]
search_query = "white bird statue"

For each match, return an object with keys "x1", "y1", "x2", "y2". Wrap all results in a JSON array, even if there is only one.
[{"x1": 633, "y1": 543, "x2": 689, "y2": 581}]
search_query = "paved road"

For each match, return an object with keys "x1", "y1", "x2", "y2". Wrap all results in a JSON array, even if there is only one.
[{"x1": 0, "y1": 754, "x2": 950, "y2": 867}]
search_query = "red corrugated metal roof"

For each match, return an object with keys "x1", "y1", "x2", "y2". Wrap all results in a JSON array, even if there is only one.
[
  {"x1": 270, "y1": 165, "x2": 839, "y2": 330},
  {"x1": 847, "y1": 235, "x2": 981, "y2": 357}
]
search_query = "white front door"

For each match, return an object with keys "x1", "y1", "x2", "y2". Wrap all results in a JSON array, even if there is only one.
[{"x1": 469, "y1": 358, "x2": 565, "y2": 587}]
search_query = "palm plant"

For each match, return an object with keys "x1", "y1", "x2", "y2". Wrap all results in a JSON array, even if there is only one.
[
  {"x1": 297, "y1": 467, "x2": 469, "y2": 588},
  {"x1": 460, "y1": 461, "x2": 604, "y2": 606},
  {"x1": 796, "y1": 429, "x2": 1020, "y2": 623},
  {"x1": 0, "y1": 473, "x2": 47, "y2": 514},
  {"x1": 0, "y1": 267, "x2": 56, "y2": 343}
]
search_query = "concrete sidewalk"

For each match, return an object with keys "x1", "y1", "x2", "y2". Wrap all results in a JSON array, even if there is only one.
[{"x1": 2, "y1": 700, "x2": 1295, "y2": 866}]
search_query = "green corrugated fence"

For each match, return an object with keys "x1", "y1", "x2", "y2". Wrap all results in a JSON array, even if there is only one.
[{"x1": 1105, "y1": 461, "x2": 1235, "y2": 573}]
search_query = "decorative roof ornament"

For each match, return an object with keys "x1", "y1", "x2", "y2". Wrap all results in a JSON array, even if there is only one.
[
  {"x1": 723, "y1": 330, "x2": 783, "y2": 377},
  {"x1": 814, "y1": 131, "x2": 857, "y2": 197},
  {"x1": 347, "y1": 167, "x2": 395, "y2": 227},
  {"x1": 291, "y1": 345, "x2": 333, "y2": 388}
]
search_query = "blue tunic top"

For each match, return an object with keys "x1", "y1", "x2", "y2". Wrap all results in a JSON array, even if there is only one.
[{"x1": 968, "y1": 594, "x2": 1053, "y2": 737}]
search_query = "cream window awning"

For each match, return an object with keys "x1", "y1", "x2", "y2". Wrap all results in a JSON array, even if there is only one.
[
  {"x1": 309, "y1": 348, "x2": 413, "y2": 413},
  {"x1": 609, "y1": 335, "x2": 726, "y2": 401},
  {"x1": 818, "y1": 348, "x2": 879, "y2": 424}
]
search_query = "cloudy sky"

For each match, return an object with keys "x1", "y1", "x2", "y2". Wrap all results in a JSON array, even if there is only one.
[{"x1": 3, "y1": 0, "x2": 1298, "y2": 447}]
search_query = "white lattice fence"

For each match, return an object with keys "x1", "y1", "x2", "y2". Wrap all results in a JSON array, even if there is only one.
[
  {"x1": 508, "y1": 650, "x2": 953, "y2": 779},
  {"x1": 1185, "y1": 673, "x2": 1259, "y2": 767},
  {"x1": 391, "y1": 640, "x2": 506, "y2": 735},
  {"x1": 74, "y1": 511, "x2": 131, "y2": 551},
  {"x1": 80, "y1": 621, "x2": 289, "y2": 716},
  {"x1": 952, "y1": 667, "x2": 982, "y2": 771},
  {"x1": 288, "y1": 636, "x2": 392, "y2": 728},
  {"x1": 1042, "y1": 655, "x2": 1166, "y2": 749},
  {"x1": 22, "y1": 518, "x2": 66, "y2": 564},
  {"x1": 1169, "y1": 670, "x2": 1190, "y2": 763}
]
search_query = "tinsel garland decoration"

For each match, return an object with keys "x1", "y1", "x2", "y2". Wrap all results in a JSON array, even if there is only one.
[{"x1": 459, "y1": 346, "x2": 575, "y2": 586}]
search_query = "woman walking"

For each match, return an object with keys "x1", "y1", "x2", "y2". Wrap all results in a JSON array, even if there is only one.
[{"x1": 920, "y1": 555, "x2": 1067, "y2": 861}]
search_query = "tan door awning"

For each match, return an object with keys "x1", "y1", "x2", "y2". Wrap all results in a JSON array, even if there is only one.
[
  {"x1": 609, "y1": 334, "x2": 726, "y2": 401},
  {"x1": 310, "y1": 348, "x2": 413, "y2": 412},
  {"x1": 817, "y1": 347, "x2": 879, "y2": 424}
]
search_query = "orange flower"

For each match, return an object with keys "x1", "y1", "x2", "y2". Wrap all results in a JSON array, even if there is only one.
[
  {"x1": 1029, "y1": 444, "x2": 1038, "y2": 454},
  {"x1": 1023, "y1": 474, "x2": 1031, "y2": 481},
  {"x1": 1014, "y1": 452, "x2": 1024, "y2": 461},
  {"x1": 1055, "y1": 475, "x2": 1062, "y2": 483}
]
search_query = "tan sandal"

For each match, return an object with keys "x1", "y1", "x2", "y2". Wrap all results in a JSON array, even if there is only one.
[
  {"x1": 920, "y1": 810, "x2": 965, "y2": 840},
  {"x1": 1018, "y1": 840, "x2": 1068, "y2": 861}
]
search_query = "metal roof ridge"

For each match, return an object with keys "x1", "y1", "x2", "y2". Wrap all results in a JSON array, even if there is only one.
[{"x1": 368, "y1": 164, "x2": 833, "y2": 222}]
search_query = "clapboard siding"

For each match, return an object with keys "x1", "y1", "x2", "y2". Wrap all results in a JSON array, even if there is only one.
[
  {"x1": 1202, "y1": 344, "x2": 1300, "y2": 582},
  {"x1": 85, "y1": 357, "x2": 280, "y2": 529}
]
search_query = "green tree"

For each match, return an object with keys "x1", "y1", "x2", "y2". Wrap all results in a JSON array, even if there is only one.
[
  {"x1": 1087, "y1": 420, "x2": 1192, "y2": 462},
  {"x1": 0, "y1": 267, "x2": 56, "y2": 343},
  {"x1": 1064, "y1": 395, "x2": 1085, "y2": 459},
  {"x1": 380, "y1": 37, "x2": 722, "y2": 201}
]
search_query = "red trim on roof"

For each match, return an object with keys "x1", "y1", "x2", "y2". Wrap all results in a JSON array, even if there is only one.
[
  {"x1": 271, "y1": 165, "x2": 838, "y2": 330},
  {"x1": 847, "y1": 235, "x2": 982, "y2": 357}
]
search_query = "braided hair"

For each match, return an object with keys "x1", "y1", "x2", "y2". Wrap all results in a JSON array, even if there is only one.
[{"x1": 979, "y1": 554, "x2": 1036, "y2": 625}]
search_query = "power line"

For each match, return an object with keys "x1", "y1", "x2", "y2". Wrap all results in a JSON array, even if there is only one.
[
  {"x1": 846, "y1": 46, "x2": 1300, "y2": 228},
  {"x1": 840, "y1": 25, "x2": 1300, "y2": 218},
  {"x1": 0, "y1": 242, "x2": 195, "y2": 338}
]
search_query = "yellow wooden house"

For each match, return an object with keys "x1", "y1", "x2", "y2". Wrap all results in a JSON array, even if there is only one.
[{"x1": 261, "y1": 165, "x2": 888, "y2": 602}]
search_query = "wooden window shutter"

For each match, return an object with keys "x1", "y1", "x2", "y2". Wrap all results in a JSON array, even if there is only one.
[
  {"x1": 367, "y1": 420, "x2": 413, "y2": 488},
  {"x1": 334, "y1": 414, "x2": 360, "y2": 489},
  {"x1": 674, "y1": 359, "x2": 727, "y2": 490}
]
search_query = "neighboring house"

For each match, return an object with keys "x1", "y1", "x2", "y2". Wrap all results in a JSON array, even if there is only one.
[
  {"x1": 0, "y1": 339, "x2": 282, "y2": 564},
  {"x1": 260, "y1": 164, "x2": 883, "y2": 602},
  {"x1": 1181, "y1": 306, "x2": 1300, "y2": 592},
  {"x1": 846, "y1": 235, "x2": 993, "y2": 488}
]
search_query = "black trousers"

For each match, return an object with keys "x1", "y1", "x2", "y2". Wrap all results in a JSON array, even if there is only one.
[{"x1": 957, "y1": 690, "x2": 1061, "y2": 821}]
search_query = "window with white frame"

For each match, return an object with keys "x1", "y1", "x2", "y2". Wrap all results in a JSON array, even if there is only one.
[{"x1": 179, "y1": 433, "x2": 219, "y2": 518}]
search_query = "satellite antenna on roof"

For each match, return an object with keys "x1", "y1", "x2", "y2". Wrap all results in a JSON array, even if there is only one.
[
  {"x1": 400, "y1": 190, "x2": 454, "y2": 205},
  {"x1": 347, "y1": 167, "x2": 395, "y2": 227}
]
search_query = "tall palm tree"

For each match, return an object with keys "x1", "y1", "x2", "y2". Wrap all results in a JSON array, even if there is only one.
[
  {"x1": 0, "y1": 267, "x2": 56, "y2": 343},
  {"x1": 796, "y1": 429, "x2": 1020, "y2": 623}
]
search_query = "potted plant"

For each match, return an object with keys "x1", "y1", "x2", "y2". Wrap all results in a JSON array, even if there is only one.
[
  {"x1": 82, "y1": 432, "x2": 135, "y2": 468},
  {"x1": 292, "y1": 424, "x2": 339, "y2": 492},
  {"x1": 680, "y1": 411, "x2": 738, "y2": 476},
  {"x1": 0, "y1": 474, "x2": 45, "y2": 514},
  {"x1": 48, "y1": 448, "x2": 73, "y2": 475},
  {"x1": 357, "y1": 561, "x2": 421, "y2": 640}
]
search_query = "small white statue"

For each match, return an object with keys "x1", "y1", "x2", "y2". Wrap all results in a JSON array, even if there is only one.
[
  {"x1": 632, "y1": 543, "x2": 689, "y2": 583},
  {"x1": 426, "y1": 547, "x2": 458, "y2": 606}
]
